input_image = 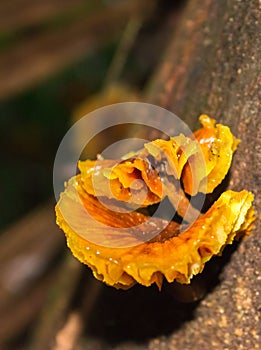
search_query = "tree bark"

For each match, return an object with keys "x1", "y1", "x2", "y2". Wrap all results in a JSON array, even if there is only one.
[{"x1": 146, "y1": 0, "x2": 260, "y2": 349}]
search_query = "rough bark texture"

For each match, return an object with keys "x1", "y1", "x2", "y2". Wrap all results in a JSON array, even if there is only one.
[{"x1": 145, "y1": 0, "x2": 260, "y2": 349}]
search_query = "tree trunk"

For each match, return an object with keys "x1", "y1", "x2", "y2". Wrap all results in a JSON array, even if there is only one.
[{"x1": 146, "y1": 0, "x2": 260, "y2": 348}]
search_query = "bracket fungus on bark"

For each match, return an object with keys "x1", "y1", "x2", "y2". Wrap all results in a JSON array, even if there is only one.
[{"x1": 55, "y1": 115, "x2": 255, "y2": 289}]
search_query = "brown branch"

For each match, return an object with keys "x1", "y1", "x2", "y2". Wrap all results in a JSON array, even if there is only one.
[
  {"x1": 52, "y1": 278, "x2": 103, "y2": 350},
  {"x1": 52, "y1": 312, "x2": 82, "y2": 350},
  {"x1": 0, "y1": 203, "x2": 63, "y2": 312},
  {"x1": 0, "y1": 0, "x2": 89, "y2": 32},
  {"x1": 29, "y1": 254, "x2": 83, "y2": 350},
  {"x1": 0, "y1": 0, "x2": 148, "y2": 100},
  {"x1": 0, "y1": 269, "x2": 55, "y2": 345}
]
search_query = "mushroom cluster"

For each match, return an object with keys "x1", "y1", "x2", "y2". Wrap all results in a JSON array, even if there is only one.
[{"x1": 55, "y1": 115, "x2": 255, "y2": 289}]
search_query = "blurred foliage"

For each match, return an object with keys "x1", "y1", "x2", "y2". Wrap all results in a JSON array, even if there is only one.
[
  {"x1": 0, "y1": 0, "x2": 117, "y2": 49},
  {"x1": 0, "y1": 43, "x2": 116, "y2": 230}
]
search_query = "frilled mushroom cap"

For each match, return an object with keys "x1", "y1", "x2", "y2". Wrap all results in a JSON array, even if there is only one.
[{"x1": 55, "y1": 115, "x2": 255, "y2": 289}]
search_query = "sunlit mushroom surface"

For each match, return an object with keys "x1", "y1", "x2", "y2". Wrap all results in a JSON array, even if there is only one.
[{"x1": 55, "y1": 115, "x2": 255, "y2": 289}]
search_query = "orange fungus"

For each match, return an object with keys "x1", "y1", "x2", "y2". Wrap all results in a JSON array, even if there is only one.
[{"x1": 55, "y1": 115, "x2": 255, "y2": 289}]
